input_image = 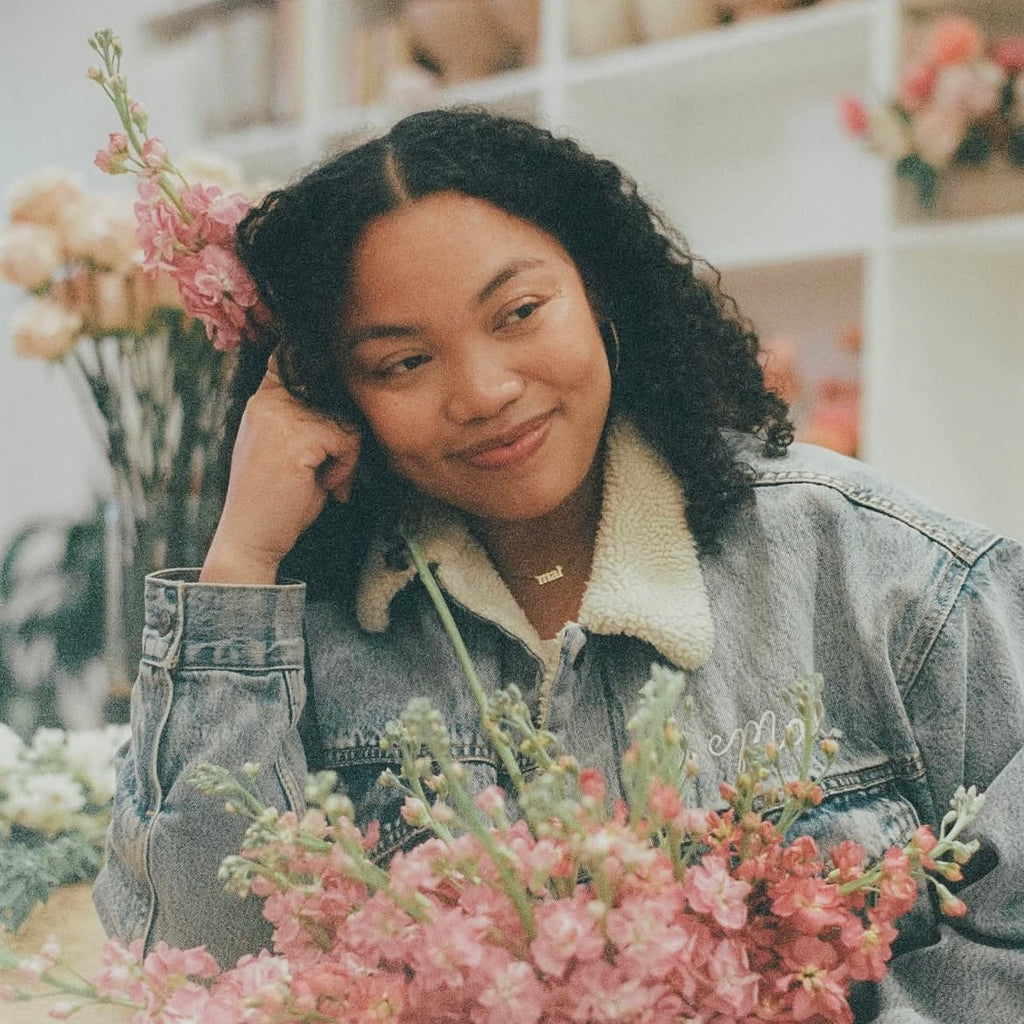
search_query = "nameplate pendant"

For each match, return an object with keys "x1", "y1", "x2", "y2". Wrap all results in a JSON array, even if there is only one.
[{"x1": 534, "y1": 565, "x2": 564, "y2": 586}]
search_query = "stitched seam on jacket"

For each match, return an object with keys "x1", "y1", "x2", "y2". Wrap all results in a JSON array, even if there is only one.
[{"x1": 751, "y1": 470, "x2": 998, "y2": 564}]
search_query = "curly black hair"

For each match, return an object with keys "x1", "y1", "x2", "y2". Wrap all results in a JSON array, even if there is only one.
[{"x1": 226, "y1": 107, "x2": 792, "y2": 589}]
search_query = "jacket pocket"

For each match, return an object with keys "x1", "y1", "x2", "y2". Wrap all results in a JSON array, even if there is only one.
[{"x1": 324, "y1": 743, "x2": 502, "y2": 863}]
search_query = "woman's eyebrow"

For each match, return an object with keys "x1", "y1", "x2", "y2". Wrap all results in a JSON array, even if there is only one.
[{"x1": 476, "y1": 258, "x2": 543, "y2": 304}]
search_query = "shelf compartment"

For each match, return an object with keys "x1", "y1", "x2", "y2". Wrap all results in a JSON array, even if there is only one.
[{"x1": 560, "y1": 2, "x2": 878, "y2": 269}]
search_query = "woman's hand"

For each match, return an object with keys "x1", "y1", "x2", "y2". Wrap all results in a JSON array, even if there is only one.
[{"x1": 201, "y1": 357, "x2": 361, "y2": 584}]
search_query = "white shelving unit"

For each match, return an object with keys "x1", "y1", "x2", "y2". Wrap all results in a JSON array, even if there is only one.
[{"x1": 146, "y1": 0, "x2": 1024, "y2": 541}]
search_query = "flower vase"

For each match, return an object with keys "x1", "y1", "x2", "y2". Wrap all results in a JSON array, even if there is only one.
[{"x1": 85, "y1": 314, "x2": 230, "y2": 711}]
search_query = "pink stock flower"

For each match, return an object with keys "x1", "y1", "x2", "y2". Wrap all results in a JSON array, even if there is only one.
[
  {"x1": 530, "y1": 894, "x2": 606, "y2": 978},
  {"x1": 604, "y1": 890, "x2": 693, "y2": 977},
  {"x1": 475, "y1": 959, "x2": 545, "y2": 1024},
  {"x1": 830, "y1": 839, "x2": 867, "y2": 881},
  {"x1": 840, "y1": 913, "x2": 898, "y2": 982},
  {"x1": 778, "y1": 936, "x2": 852, "y2": 1023},
  {"x1": 704, "y1": 937, "x2": 760, "y2": 1018},
  {"x1": 174, "y1": 245, "x2": 261, "y2": 351},
  {"x1": 771, "y1": 875, "x2": 849, "y2": 933},
  {"x1": 133, "y1": 198, "x2": 185, "y2": 271},
  {"x1": 94, "y1": 132, "x2": 131, "y2": 174},
  {"x1": 141, "y1": 941, "x2": 221, "y2": 989},
  {"x1": 683, "y1": 854, "x2": 752, "y2": 930},
  {"x1": 180, "y1": 183, "x2": 251, "y2": 249},
  {"x1": 140, "y1": 137, "x2": 169, "y2": 176}
]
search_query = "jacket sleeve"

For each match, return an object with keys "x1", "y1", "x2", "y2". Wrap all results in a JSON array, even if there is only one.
[
  {"x1": 870, "y1": 536, "x2": 1024, "y2": 1024},
  {"x1": 92, "y1": 569, "x2": 310, "y2": 969}
]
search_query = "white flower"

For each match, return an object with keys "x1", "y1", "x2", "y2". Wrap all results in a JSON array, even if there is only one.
[
  {"x1": 2, "y1": 772, "x2": 86, "y2": 835},
  {"x1": 913, "y1": 103, "x2": 969, "y2": 167},
  {"x1": 0, "y1": 222, "x2": 62, "y2": 289},
  {"x1": 11, "y1": 297, "x2": 82, "y2": 360},
  {"x1": 65, "y1": 726, "x2": 129, "y2": 805},
  {"x1": 932, "y1": 62, "x2": 1005, "y2": 118},
  {"x1": 4, "y1": 166, "x2": 85, "y2": 228},
  {"x1": 27, "y1": 727, "x2": 68, "y2": 760},
  {"x1": 0, "y1": 723, "x2": 25, "y2": 774}
]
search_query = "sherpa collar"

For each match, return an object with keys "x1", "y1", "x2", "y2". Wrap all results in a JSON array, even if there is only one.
[{"x1": 355, "y1": 417, "x2": 715, "y2": 672}]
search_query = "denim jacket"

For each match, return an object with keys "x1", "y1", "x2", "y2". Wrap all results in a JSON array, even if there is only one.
[{"x1": 94, "y1": 419, "x2": 1024, "y2": 1023}]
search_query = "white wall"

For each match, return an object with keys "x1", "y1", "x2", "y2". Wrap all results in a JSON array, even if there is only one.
[{"x1": 0, "y1": 0, "x2": 199, "y2": 548}]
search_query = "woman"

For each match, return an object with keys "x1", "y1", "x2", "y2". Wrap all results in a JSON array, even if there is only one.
[{"x1": 95, "y1": 109, "x2": 1024, "y2": 1022}]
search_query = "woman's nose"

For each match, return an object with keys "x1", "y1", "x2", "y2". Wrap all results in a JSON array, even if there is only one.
[{"x1": 444, "y1": 346, "x2": 525, "y2": 424}]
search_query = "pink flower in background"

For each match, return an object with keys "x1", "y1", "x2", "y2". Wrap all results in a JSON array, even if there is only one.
[
  {"x1": 838, "y1": 95, "x2": 871, "y2": 136},
  {"x1": 927, "y1": 15, "x2": 985, "y2": 66},
  {"x1": 898, "y1": 61, "x2": 938, "y2": 112},
  {"x1": 993, "y1": 35, "x2": 1024, "y2": 74}
]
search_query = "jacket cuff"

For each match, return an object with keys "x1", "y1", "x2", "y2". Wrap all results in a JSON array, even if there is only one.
[{"x1": 142, "y1": 569, "x2": 306, "y2": 670}]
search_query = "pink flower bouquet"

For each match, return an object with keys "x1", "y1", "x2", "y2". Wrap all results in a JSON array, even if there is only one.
[
  {"x1": 0, "y1": 546, "x2": 983, "y2": 1024},
  {"x1": 840, "y1": 15, "x2": 1024, "y2": 208}
]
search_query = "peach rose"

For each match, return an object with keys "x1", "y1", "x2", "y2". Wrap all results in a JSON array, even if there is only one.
[
  {"x1": 0, "y1": 222, "x2": 62, "y2": 289},
  {"x1": 926, "y1": 16, "x2": 985, "y2": 67},
  {"x1": 11, "y1": 297, "x2": 82, "y2": 360},
  {"x1": 4, "y1": 166, "x2": 85, "y2": 228},
  {"x1": 59, "y1": 194, "x2": 139, "y2": 272}
]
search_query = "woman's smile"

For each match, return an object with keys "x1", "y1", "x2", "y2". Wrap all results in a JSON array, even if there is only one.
[{"x1": 450, "y1": 410, "x2": 554, "y2": 470}]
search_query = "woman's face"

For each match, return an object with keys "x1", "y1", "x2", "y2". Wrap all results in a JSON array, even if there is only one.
[{"x1": 339, "y1": 192, "x2": 612, "y2": 525}]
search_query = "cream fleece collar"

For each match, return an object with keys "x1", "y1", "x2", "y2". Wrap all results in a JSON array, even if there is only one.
[{"x1": 355, "y1": 417, "x2": 715, "y2": 672}]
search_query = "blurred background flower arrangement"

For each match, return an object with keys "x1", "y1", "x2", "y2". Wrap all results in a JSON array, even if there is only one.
[
  {"x1": 841, "y1": 14, "x2": 1024, "y2": 211},
  {"x1": 0, "y1": 153, "x2": 261, "y2": 726},
  {"x1": 0, "y1": 721, "x2": 128, "y2": 933}
]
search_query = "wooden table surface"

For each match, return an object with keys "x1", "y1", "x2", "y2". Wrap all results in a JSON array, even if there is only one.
[{"x1": 2, "y1": 884, "x2": 133, "y2": 1023}]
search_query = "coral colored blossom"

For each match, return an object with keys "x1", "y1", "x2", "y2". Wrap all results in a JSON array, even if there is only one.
[
  {"x1": 927, "y1": 15, "x2": 985, "y2": 66},
  {"x1": 684, "y1": 854, "x2": 752, "y2": 930}
]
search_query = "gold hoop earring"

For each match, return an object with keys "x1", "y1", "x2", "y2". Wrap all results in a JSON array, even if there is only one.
[{"x1": 605, "y1": 320, "x2": 621, "y2": 376}]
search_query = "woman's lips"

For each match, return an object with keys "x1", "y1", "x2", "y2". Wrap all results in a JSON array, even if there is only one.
[{"x1": 454, "y1": 414, "x2": 552, "y2": 470}]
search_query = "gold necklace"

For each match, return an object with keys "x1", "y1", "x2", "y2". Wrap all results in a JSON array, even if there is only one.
[{"x1": 508, "y1": 564, "x2": 566, "y2": 586}]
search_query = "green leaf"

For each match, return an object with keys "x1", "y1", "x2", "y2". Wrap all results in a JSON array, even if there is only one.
[{"x1": 0, "y1": 832, "x2": 104, "y2": 932}]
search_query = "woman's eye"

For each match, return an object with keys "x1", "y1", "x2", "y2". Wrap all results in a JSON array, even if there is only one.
[
  {"x1": 379, "y1": 354, "x2": 430, "y2": 377},
  {"x1": 499, "y1": 301, "x2": 541, "y2": 328}
]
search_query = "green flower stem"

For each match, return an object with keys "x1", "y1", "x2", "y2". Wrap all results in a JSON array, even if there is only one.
[
  {"x1": 400, "y1": 531, "x2": 525, "y2": 792},
  {"x1": 424, "y1": 738, "x2": 537, "y2": 940}
]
